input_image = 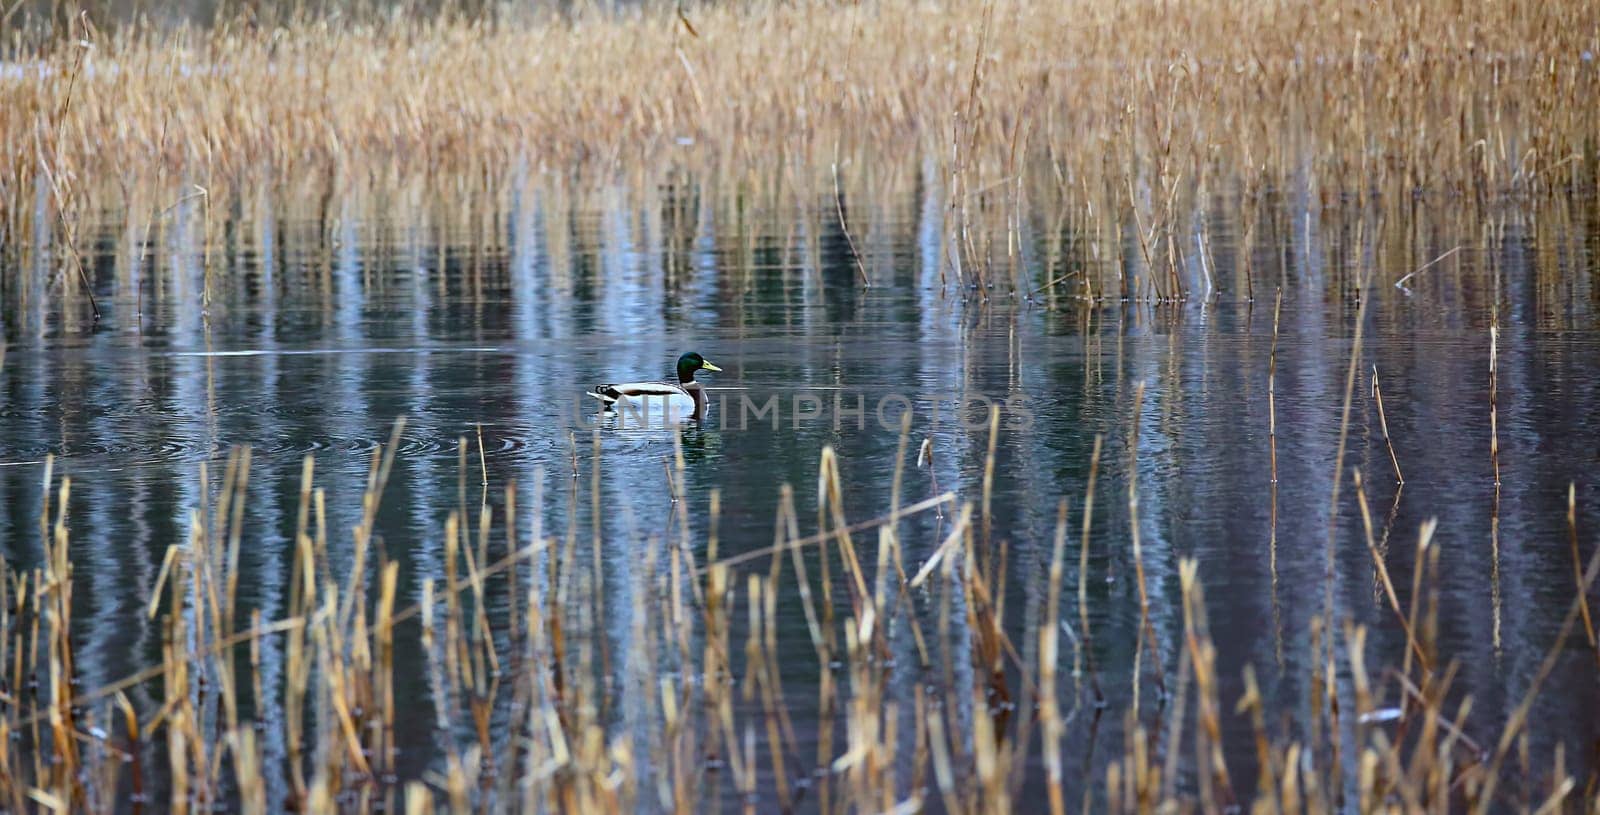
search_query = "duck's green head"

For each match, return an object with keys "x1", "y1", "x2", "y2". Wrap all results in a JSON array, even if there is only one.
[{"x1": 677, "y1": 352, "x2": 722, "y2": 382}]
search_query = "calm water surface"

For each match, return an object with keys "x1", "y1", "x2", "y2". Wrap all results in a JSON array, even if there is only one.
[{"x1": 2, "y1": 176, "x2": 1598, "y2": 808}]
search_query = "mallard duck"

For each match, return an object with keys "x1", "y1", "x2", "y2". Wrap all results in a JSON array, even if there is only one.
[{"x1": 587, "y1": 352, "x2": 723, "y2": 422}]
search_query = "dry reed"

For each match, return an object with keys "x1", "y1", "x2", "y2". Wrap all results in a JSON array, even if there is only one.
[
  {"x1": 0, "y1": 402, "x2": 1590, "y2": 813},
  {"x1": 2, "y1": 0, "x2": 1597, "y2": 294},
  {"x1": 1372, "y1": 365, "x2": 1404, "y2": 485}
]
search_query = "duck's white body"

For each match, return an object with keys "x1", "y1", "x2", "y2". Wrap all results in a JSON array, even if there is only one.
[
  {"x1": 587, "y1": 381, "x2": 707, "y2": 423},
  {"x1": 587, "y1": 353, "x2": 722, "y2": 423}
]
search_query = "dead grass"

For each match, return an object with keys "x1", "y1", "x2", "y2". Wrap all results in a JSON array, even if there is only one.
[
  {"x1": 1, "y1": 411, "x2": 1596, "y2": 813},
  {"x1": 1, "y1": 0, "x2": 1597, "y2": 293}
]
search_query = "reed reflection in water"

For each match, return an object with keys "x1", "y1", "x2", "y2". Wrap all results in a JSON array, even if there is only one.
[{"x1": 1, "y1": 172, "x2": 1598, "y2": 810}]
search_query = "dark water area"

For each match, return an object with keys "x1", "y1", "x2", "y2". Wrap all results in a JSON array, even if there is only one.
[{"x1": 2, "y1": 175, "x2": 1599, "y2": 809}]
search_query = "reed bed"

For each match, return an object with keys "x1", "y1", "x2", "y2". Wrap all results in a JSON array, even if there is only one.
[
  {"x1": 2, "y1": 2, "x2": 1600, "y2": 809},
  {"x1": 2, "y1": 0, "x2": 1598, "y2": 294},
  {"x1": 1, "y1": 411, "x2": 1596, "y2": 813}
]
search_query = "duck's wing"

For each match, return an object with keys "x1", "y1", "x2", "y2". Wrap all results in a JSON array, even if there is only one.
[{"x1": 586, "y1": 381, "x2": 689, "y2": 405}]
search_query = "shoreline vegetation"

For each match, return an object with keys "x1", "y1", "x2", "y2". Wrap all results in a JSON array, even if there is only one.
[
  {"x1": 7, "y1": 422, "x2": 1598, "y2": 813},
  {"x1": 1, "y1": 1, "x2": 1599, "y2": 812},
  {"x1": 2, "y1": 0, "x2": 1598, "y2": 294}
]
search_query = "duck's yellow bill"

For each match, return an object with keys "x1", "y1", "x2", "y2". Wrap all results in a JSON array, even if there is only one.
[{"x1": 701, "y1": 360, "x2": 723, "y2": 372}]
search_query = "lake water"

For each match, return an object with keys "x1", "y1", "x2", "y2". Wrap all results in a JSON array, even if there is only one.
[{"x1": 1, "y1": 174, "x2": 1598, "y2": 809}]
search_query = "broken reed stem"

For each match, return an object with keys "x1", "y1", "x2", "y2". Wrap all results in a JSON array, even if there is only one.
[
  {"x1": 1569, "y1": 484, "x2": 1597, "y2": 651},
  {"x1": 476, "y1": 423, "x2": 489, "y2": 486},
  {"x1": 832, "y1": 159, "x2": 870, "y2": 287},
  {"x1": 1372, "y1": 365, "x2": 1404, "y2": 484},
  {"x1": 1392, "y1": 244, "x2": 1464, "y2": 291},
  {"x1": 721, "y1": 491, "x2": 955, "y2": 575},
  {"x1": 1353, "y1": 469, "x2": 1428, "y2": 672}
]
